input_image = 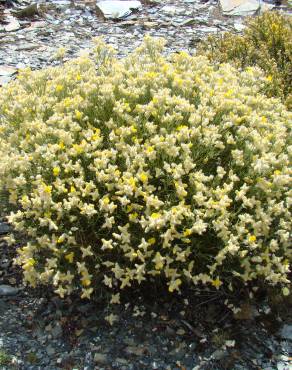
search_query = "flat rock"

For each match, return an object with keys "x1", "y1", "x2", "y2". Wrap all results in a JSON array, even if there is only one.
[
  {"x1": 51, "y1": 324, "x2": 62, "y2": 338},
  {"x1": 4, "y1": 17, "x2": 21, "y2": 32},
  {"x1": 16, "y1": 43, "x2": 39, "y2": 51},
  {"x1": 279, "y1": 324, "x2": 292, "y2": 341},
  {"x1": 0, "y1": 66, "x2": 17, "y2": 77},
  {"x1": 96, "y1": 0, "x2": 142, "y2": 19},
  {"x1": 94, "y1": 353, "x2": 108, "y2": 364},
  {"x1": 0, "y1": 76, "x2": 13, "y2": 86},
  {"x1": 46, "y1": 345, "x2": 55, "y2": 356},
  {"x1": 211, "y1": 349, "x2": 227, "y2": 360},
  {"x1": 0, "y1": 222, "x2": 11, "y2": 234},
  {"x1": 0, "y1": 285, "x2": 19, "y2": 296},
  {"x1": 124, "y1": 345, "x2": 145, "y2": 356},
  {"x1": 220, "y1": 0, "x2": 260, "y2": 16},
  {"x1": 161, "y1": 5, "x2": 186, "y2": 15}
]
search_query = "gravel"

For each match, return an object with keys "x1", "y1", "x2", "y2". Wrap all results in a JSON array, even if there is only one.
[{"x1": 0, "y1": 232, "x2": 291, "y2": 370}]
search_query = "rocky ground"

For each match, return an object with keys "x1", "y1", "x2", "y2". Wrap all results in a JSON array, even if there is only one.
[
  {"x1": 0, "y1": 0, "x2": 291, "y2": 84},
  {"x1": 0, "y1": 219, "x2": 292, "y2": 369}
]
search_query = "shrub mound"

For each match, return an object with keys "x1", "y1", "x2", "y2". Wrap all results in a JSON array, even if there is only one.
[
  {"x1": 198, "y1": 12, "x2": 292, "y2": 109},
  {"x1": 0, "y1": 38, "x2": 291, "y2": 303}
]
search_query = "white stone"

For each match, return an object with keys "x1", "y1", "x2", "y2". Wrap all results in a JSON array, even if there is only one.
[
  {"x1": 4, "y1": 17, "x2": 20, "y2": 32},
  {"x1": 96, "y1": 1, "x2": 142, "y2": 19},
  {"x1": 160, "y1": 5, "x2": 186, "y2": 15},
  {"x1": 220, "y1": 0, "x2": 260, "y2": 16}
]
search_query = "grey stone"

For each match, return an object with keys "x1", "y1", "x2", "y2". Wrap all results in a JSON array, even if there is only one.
[
  {"x1": 116, "y1": 358, "x2": 129, "y2": 365},
  {"x1": 16, "y1": 43, "x2": 39, "y2": 51},
  {"x1": 124, "y1": 346, "x2": 145, "y2": 356},
  {"x1": 0, "y1": 223, "x2": 10, "y2": 235},
  {"x1": 46, "y1": 345, "x2": 55, "y2": 356},
  {"x1": 94, "y1": 353, "x2": 108, "y2": 364},
  {"x1": 51, "y1": 324, "x2": 62, "y2": 338},
  {"x1": 211, "y1": 349, "x2": 227, "y2": 360},
  {"x1": 279, "y1": 324, "x2": 292, "y2": 341},
  {"x1": 0, "y1": 285, "x2": 19, "y2": 296}
]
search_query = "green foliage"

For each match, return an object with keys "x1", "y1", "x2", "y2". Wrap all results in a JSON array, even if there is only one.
[
  {"x1": 0, "y1": 38, "x2": 291, "y2": 317},
  {"x1": 198, "y1": 12, "x2": 292, "y2": 109},
  {"x1": 0, "y1": 350, "x2": 11, "y2": 366}
]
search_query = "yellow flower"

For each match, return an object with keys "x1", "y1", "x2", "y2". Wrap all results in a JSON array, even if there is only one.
[
  {"x1": 103, "y1": 196, "x2": 110, "y2": 204},
  {"x1": 174, "y1": 77, "x2": 183, "y2": 86},
  {"x1": 168, "y1": 279, "x2": 182, "y2": 292},
  {"x1": 274, "y1": 170, "x2": 281, "y2": 176},
  {"x1": 53, "y1": 167, "x2": 60, "y2": 176},
  {"x1": 65, "y1": 252, "x2": 74, "y2": 263},
  {"x1": 129, "y1": 212, "x2": 138, "y2": 221},
  {"x1": 248, "y1": 235, "x2": 257, "y2": 243},
  {"x1": 43, "y1": 184, "x2": 52, "y2": 194},
  {"x1": 23, "y1": 258, "x2": 36, "y2": 271},
  {"x1": 153, "y1": 252, "x2": 164, "y2": 270},
  {"x1": 58, "y1": 141, "x2": 65, "y2": 150},
  {"x1": 57, "y1": 236, "x2": 64, "y2": 244},
  {"x1": 183, "y1": 229, "x2": 192, "y2": 237},
  {"x1": 139, "y1": 172, "x2": 148, "y2": 183},
  {"x1": 72, "y1": 144, "x2": 84, "y2": 155},
  {"x1": 145, "y1": 71, "x2": 158, "y2": 79},
  {"x1": 81, "y1": 278, "x2": 91, "y2": 287},
  {"x1": 176, "y1": 125, "x2": 188, "y2": 131},
  {"x1": 91, "y1": 134, "x2": 98, "y2": 141},
  {"x1": 179, "y1": 51, "x2": 188, "y2": 58},
  {"x1": 128, "y1": 177, "x2": 136, "y2": 189},
  {"x1": 75, "y1": 110, "x2": 83, "y2": 120},
  {"x1": 27, "y1": 258, "x2": 35, "y2": 267},
  {"x1": 146, "y1": 146, "x2": 154, "y2": 153},
  {"x1": 224, "y1": 89, "x2": 233, "y2": 97},
  {"x1": 266, "y1": 75, "x2": 273, "y2": 82},
  {"x1": 211, "y1": 277, "x2": 222, "y2": 289},
  {"x1": 148, "y1": 237, "x2": 156, "y2": 245},
  {"x1": 162, "y1": 64, "x2": 169, "y2": 73},
  {"x1": 56, "y1": 84, "x2": 64, "y2": 92},
  {"x1": 150, "y1": 212, "x2": 161, "y2": 219}
]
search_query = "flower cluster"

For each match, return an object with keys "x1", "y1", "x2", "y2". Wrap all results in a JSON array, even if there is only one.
[
  {"x1": 0, "y1": 37, "x2": 291, "y2": 303},
  {"x1": 198, "y1": 11, "x2": 292, "y2": 109}
]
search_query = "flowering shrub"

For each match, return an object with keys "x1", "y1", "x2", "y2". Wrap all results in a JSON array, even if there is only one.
[
  {"x1": 198, "y1": 12, "x2": 292, "y2": 109},
  {"x1": 0, "y1": 37, "x2": 291, "y2": 305}
]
